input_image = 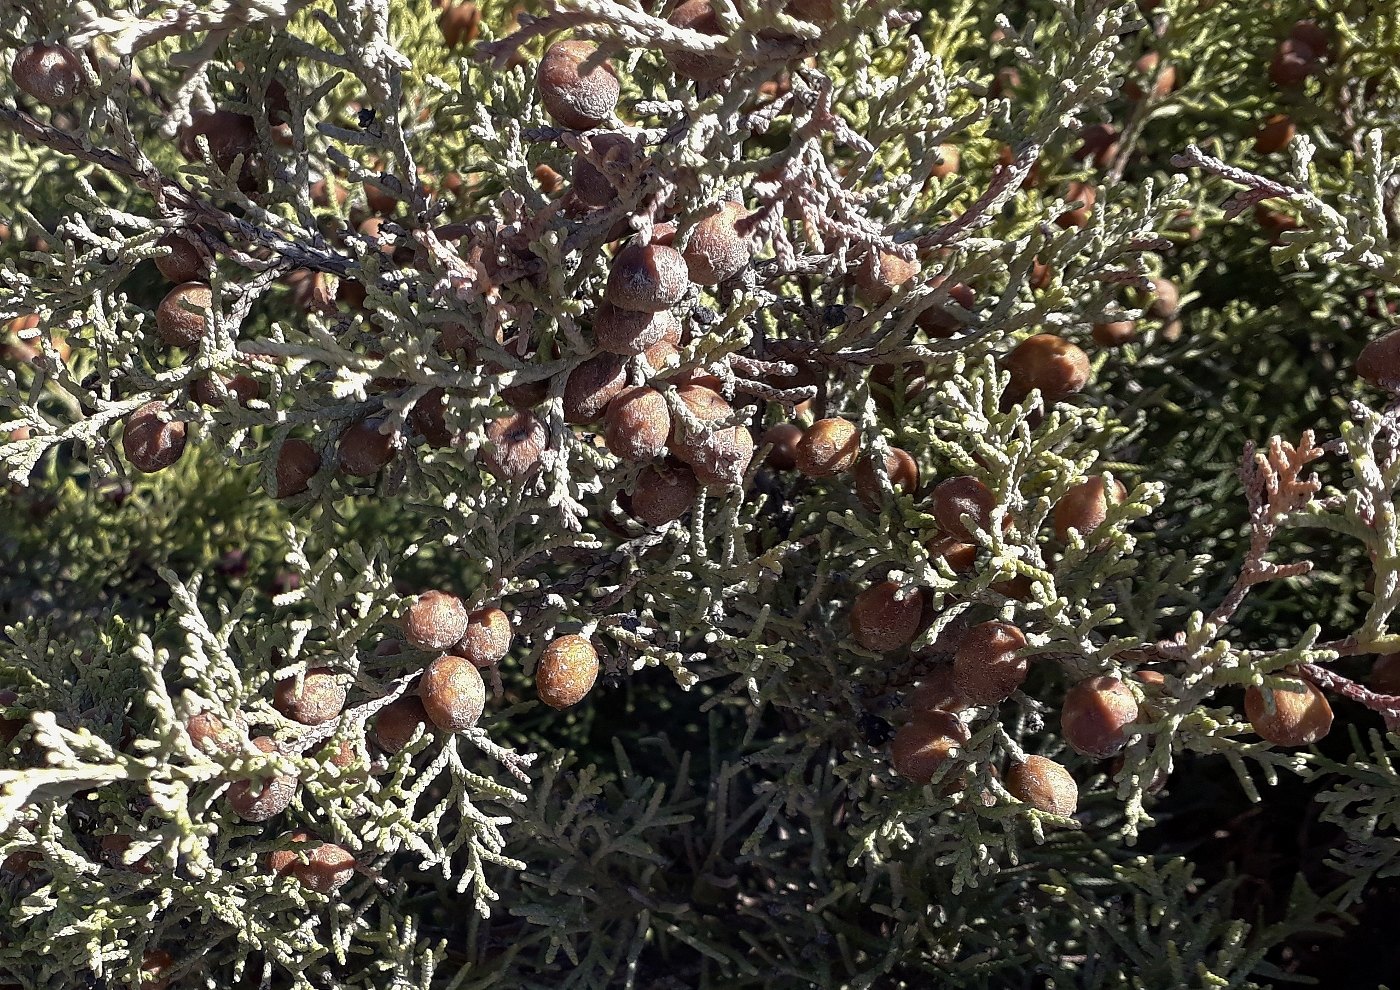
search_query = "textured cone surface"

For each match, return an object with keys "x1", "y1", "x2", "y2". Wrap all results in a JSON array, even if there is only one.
[
  {"x1": 563, "y1": 352, "x2": 627, "y2": 424},
  {"x1": 537, "y1": 40, "x2": 620, "y2": 130},
  {"x1": 455, "y1": 608, "x2": 513, "y2": 667},
  {"x1": 537, "y1": 635, "x2": 600, "y2": 709},
  {"x1": 850, "y1": 581, "x2": 925, "y2": 652},
  {"x1": 1060, "y1": 675, "x2": 1138, "y2": 758},
  {"x1": 1052, "y1": 477, "x2": 1125, "y2": 542},
  {"x1": 631, "y1": 463, "x2": 699, "y2": 525},
  {"x1": 1244, "y1": 679, "x2": 1333, "y2": 746},
  {"x1": 420, "y1": 654, "x2": 487, "y2": 731},
  {"x1": 227, "y1": 737, "x2": 297, "y2": 822},
  {"x1": 931, "y1": 476, "x2": 996, "y2": 542},
  {"x1": 338, "y1": 418, "x2": 399, "y2": 476},
  {"x1": 374, "y1": 696, "x2": 431, "y2": 754},
  {"x1": 1007, "y1": 755, "x2": 1078, "y2": 816},
  {"x1": 1357, "y1": 331, "x2": 1400, "y2": 388},
  {"x1": 605, "y1": 243, "x2": 690, "y2": 313},
  {"x1": 12, "y1": 44, "x2": 83, "y2": 106},
  {"x1": 890, "y1": 710, "x2": 968, "y2": 784},
  {"x1": 122, "y1": 401, "x2": 187, "y2": 473},
  {"x1": 482, "y1": 411, "x2": 547, "y2": 480},
  {"x1": 605, "y1": 387, "x2": 671, "y2": 461},
  {"x1": 155, "y1": 283, "x2": 212, "y2": 348},
  {"x1": 795, "y1": 417, "x2": 860, "y2": 477},
  {"x1": 682, "y1": 203, "x2": 752, "y2": 285},
  {"x1": 294, "y1": 841, "x2": 356, "y2": 894},
  {"x1": 853, "y1": 447, "x2": 919, "y2": 510},
  {"x1": 404, "y1": 591, "x2": 469, "y2": 651},
  {"x1": 273, "y1": 667, "x2": 346, "y2": 726},
  {"x1": 155, "y1": 233, "x2": 207, "y2": 284},
  {"x1": 594, "y1": 302, "x2": 677, "y2": 356},
  {"x1": 952, "y1": 621, "x2": 1029, "y2": 706},
  {"x1": 273, "y1": 439, "x2": 321, "y2": 498},
  {"x1": 1006, "y1": 333, "x2": 1091, "y2": 403}
]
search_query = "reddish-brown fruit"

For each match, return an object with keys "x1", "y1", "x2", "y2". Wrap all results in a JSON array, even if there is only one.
[
  {"x1": 1356, "y1": 331, "x2": 1400, "y2": 389},
  {"x1": 295, "y1": 840, "x2": 356, "y2": 894},
  {"x1": 563, "y1": 352, "x2": 627, "y2": 424},
  {"x1": 537, "y1": 40, "x2": 620, "y2": 130},
  {"x1": 927, "y1": 536, "x2": 977, "y2": 574},
  {"x1": 1254, "y1": 113, "x2": 1296, "y2": 155},
  {"x1": 1371, "y1": 654, "x2": 1400, "y2": 696},
  {"x1": 605, "y1": 243, "x2": 690, "y2": 313},
  {"x1": 420, "y1": 653, "x2": 487, "y2": 731},
  {"x1": 1244, "y1": 678, "x2": 1333, "y2": 745},
  {"x1": 454, "y1": 607, "x2": 513, "y2": 668},
  {"x1": 905, "y1": 667, "x2": 966, "y2": 716},
  {"x1": 267, "y1": 829, "x2": 312, "y2": 876},
  {"x1": 155, "y1": 282, "x2": 212, "y2": 348},
  {"x1": 594, "y1": 303, "x2": 679, "y2": 357},
  {"x1": 338, "y1": 417, "x2": 399, "y2": 476},
  {"x1": 682, "y1": 202, "x2": 752, "y2": 285},
  {"x1": 192, "y1": 373, "x2": 260, "y2": 408},
  {"x1": 537, "y1": 635, "x2": 600, "y2": 709},
  {"x1": 930, "y1": 475, "x2": 997, "y2": 542},
  {"x1": 667, "y1": 386, "x2": 752, "y2": 486},
  {"x1": 1056, "y1": 181, "x2": 1098, "y2": 228},
  {"x1": 930, "y1": 143, "x2": 960, "y2": 179},
  {"x1": 1061, "y1": 675, "x2": 1139, "y2": 758},
  {"x1": 761, "y1": 423, "x2": 803, "y2": 471},
  {"x1": 1270, "y1": 38, "x2": 1319, "y2": 87},
  {"x1": 605, "y1": 386, "x2": 671, "y2": 461},
  {"x1": 571, "y1": 133, "x2": 634, "y2": 207},
  {"x1": 917, "y1": 281, "x2": 977, "y2": 338},
  {"x1": 1146, "y1": 277, "x2": 1180, "y2": 319},
  {"x1": 871, "y1": 362, "x2": 931, "y2": 414},
  {"x1": 227, "y1": 736, "x2": 297, "y2": 821},
  {"x1": 404, "y1": 590, "x2": 469, "y2": 651},
  {"x1": 323, "y1": 736, "x2": 359, "y2": 769},
  {"x1": 274, "y1": 666, "x2": 346, "y2": 726},
  {"x1": 1006, "y1": 333, "x2": 1092, "y2": 403},
  {"x1": 795, "y1": 417, "x2": 860, "y2": 477},
  {"x1": 409, "y1": 387, "x2": 454, "y2": 448},
  {"x1": 273, "y1": 438, "x2": 321, "y2": 498},
  {"x1": 1006, "y1": 755, "x2": 1078, "y2": 816},
  {"x1": 667, "y1": 1, "x2": 731, "y2": 81},
  {"x1": 122, "y1": 401, "x2": 187, "y2": 474},
  {"x1": 482, "y1": 411, "x2": 548, "y2": 481},
  {"x1": 953, "y1": 621, "x2": 1029, "y2": 706},
  {"x1": 687, "y1": 423, "x2": 753, "y2": 488},
  {"x1": 1123, "y1": 52, "x2": 1176, "y2": 101},
  {"x1": 1073, "y1": 124, "x2": 1120, "y2": 169},
  {"x1": 1052, "y1": 477, "x2": 1127, "y2": 543},
  {"x1": 100, "y1": 834, "x2": 153, "y2": 874},
  {"x1": 854, "y1": 249, "x2": 919, "y2": 305},
  {"x1": 853, "y1": 447, "x2": 919, "y2": 511},
  {"x1": 185, "y1": 711, "x2": 241, "y2": 754},
  {"x1": 850, "y1": 581, "x2": 925, "y2": 652},
  {"x1": 12, "y1": 43, "x2": 84, "y2": 107},
  {"x1": 438, "y1": 2, "x2": 481, "y2": 47},
  {"x1": 374, "y1": 695, "x2": 432, "y2": 754},
  {"x1": 155, "y1": 233, "x2": 207, "y2": 284},
  {"x1": 1289, "y1": 19, "x2": 1331, "y2": 57},
  {"x1": 630, "y1": 462, "x2": 699, "y2": 525},
  {"x1": 889, "y1": 710, "x2": 969, "y2": 784},
  {"x1": 139, "y1": 949, "x2": 176, "y2": 990},
  {"x1": 1092, "y1": 320, "x2": 1136, "y2": 348},
  {"x1": 178, "y1": 110, "x2": 259, "y2": 184}
]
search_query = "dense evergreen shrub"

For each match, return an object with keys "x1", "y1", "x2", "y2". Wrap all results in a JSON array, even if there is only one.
[{"x1": 4, "y1": 0, "x2": 1400, "y2": 986}]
